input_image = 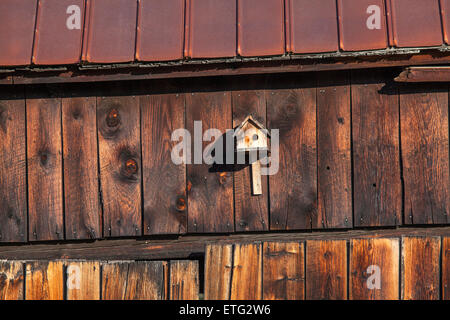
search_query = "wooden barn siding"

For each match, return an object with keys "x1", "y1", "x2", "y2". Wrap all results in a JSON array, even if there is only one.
[
  {"x1": 0, "y1": 69, "x2": 449, "y2": 242},
  {"x1": 1, "y1": 236, "x2": 447, "y2": 300}
]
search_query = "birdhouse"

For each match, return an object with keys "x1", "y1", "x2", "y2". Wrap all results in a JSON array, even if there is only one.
[{"x1": 234, "y1": 115, "x2": 271, "y2": 196}]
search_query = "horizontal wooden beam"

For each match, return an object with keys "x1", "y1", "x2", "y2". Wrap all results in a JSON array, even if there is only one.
[
  {"x1": 2, "y1": 52, "x2": 450, "y2": 85},
  {"x1": 395, "y1": 66, "x2": 450, "y2": 82},
  {"x1": 0, "y1": 227, "x2": 449, "y2": 261}
]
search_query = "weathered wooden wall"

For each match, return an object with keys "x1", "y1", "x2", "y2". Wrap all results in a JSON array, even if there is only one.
[
  {"x1": 1, "y1": 236, "x2": 448, "y2": 300},
  {"x1": 0, "y1": 69, "x2": 449, "y2": 242}
]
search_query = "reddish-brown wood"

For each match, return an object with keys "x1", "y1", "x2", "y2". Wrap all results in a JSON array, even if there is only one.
[
  {"x1": 349, "y1": 238, "x2": 399, "y2": 300},
  {"x1": 401, "y1": 237, "x2": 440, "y2": 300},
  {"x1": 232, "y1": 90, "x2": 268, "y2": 232},
  {"x1": 186, "y1": 91, "x2": 234, "y2": 233},
  {"x1": 316, "y1": 72, "x2": 352, "y2": 229},
  {"x1": 97, "y1": 93, "x2": 142, "y2": 237},
  {"x1": 263, "y1": 242, "x2": 305, "y2": 300},
  {"x1": 26, "y1": 89, "x2": 63, "y2": 241},
  {"x1": 400, "y1": 85, "x2": 449, "y2": 225},
  {"x1": 266, "y1": 77, "x2": 317, "y2": 230},
  {"x1": 62, "y1": 96, "x2": 102, "y2": 239},
  {"x1": 306, "y1": 240, "x2": 347, "y2": 300},
  {"x1": 141, "y1": 93, "x2": 186, "y2": 235},
  {"x1": 0, "y1": 87, "x2": 27, "y2": 242},
  {"x1": 352, "y1": 70, "x2": 401, "y2": 226},
  {"x1": 443, "y1": 237, "x2": 450, "y2": 300}
]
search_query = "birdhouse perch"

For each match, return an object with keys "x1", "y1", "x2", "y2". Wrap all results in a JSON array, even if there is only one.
[{"x1": 234, "y1": 115, "x2": 271, "y2": 195}]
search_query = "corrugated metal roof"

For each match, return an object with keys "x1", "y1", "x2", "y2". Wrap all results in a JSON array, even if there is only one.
[{"x1": 1, "y1": 0, "x2": 450, "y2": 67}]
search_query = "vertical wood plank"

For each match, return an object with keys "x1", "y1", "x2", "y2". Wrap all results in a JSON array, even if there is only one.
[
  {"x1": 400, "y1": 85, "x2": 449, "y2": 224},
  {"x1": 204, "y1": 244, "x2": 233, "y2": 300},
  {"x1": 102, "y1": 261, "x2": 165, "y2": 300},
  {"x1": 230, "y1": 243, "x2": 262, "y2": 300},
  {"x1": 27, "y1": 89, "x2": 63, "y2": 241},
  {"x1": 0, "y1": 261, "x2": 24, "y2": 300},
  {"x1": 443, "y1": 237, "x2": 450, "y2": 300},
  {"x1": 97, "y1": 95, "x2": 142, "y2": 237},
  {"x1": 263, "y1": 242, "x2": 305, "y2": 300},
  {"x1": 401, "y1": 237, "x2": 440, "y2": 300},
  {"x1": 63, "y1": 96, "x2": 102, "y2": 240},
  {"x1": 232, "y1": 90, "x2": 269, "y2": 231},
  {"x1": 0, "y1": 88, "x2": 27, "y2": 242},
  {"x1": 306, "y1": 240, "x2": 347, "y2": 300},
  {"x1": 316, "y1": 72, "x2": 352, "y2": 229},
  {"x1": 186, "y1": 91, "x2": 233, "y2": 233},
  {"x1": 349, "y1": 238, "x2": 399, "y2": 300},
  {"x1": 169, "y1": 260, "x2": 199, "y2": 300},
  {"x1": 351, "y1": 70, "x2": 401, "y2": 226},
  {"x1": 141, "y1": 93, "x2": 186, "y2": 235},
  {"x1": 66, "y1": 261, "x2": 100, "y2": 300},
  {"x1": 266, "y1": 83, "x2": 317, "y2": 230},
  {"x1": 25, "y1": 261, "x2": 64, "y2": 300}
]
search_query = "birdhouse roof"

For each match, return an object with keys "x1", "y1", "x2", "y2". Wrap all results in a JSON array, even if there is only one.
[{"x1": 234, "y1": 115, "x2": 270, "y2": 138}]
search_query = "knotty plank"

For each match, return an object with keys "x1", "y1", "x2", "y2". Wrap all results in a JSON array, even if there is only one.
[
  {"x1": 230, "y1": 243, "x2": 262, "y2": 300},
  {"x1": 186, "y1": 91, "x2": 233, "y2": 233},
  {"x1": 351, "y1": 70, "x2": 401, "y2": 226},
  {"x1": 102, "y1": 261, "x2": 165, "y2": 300},
  {"x1": 66, "y1": 261, "x2": 100, "y2": 300},
  {"x1": 316, "y1": 72, "x2": 352, "y2": 229},
  {"x1": 266, "y1": 83, "x2": 317, "y2": 230},
  {"x1": 0, "y1": 88, "x2": 27, "y2": 242},
  {"x1": 0, "y1": 261, "x2": 24, "y2": 300},
  {"x1": 263, "y1": 242, "x2": 304, "y2": 300},
  {"x1": 400, "y1": 85, "x2": 449, "y2": 224},
  {"x1": 97, "y1": 95, "x2": 142, "y2": 237},
  {"x1": 141, "y1": 93, "x2": 186, "y2": 235},
  {"x1": 401, "y1": 237, "x2": 440, "y2": 300},
  {"x1": 204, "y1": 244, "x2": 233, "y2": 300},
  {"x1": 444, "y1": 237, "x2": 450, "y2": 300},
  {"x1": 349, "y1": 238, "x2": 399, "y2": 300},
  {"x1": 232, "y1": 90, "x2": 268, "y2": 231},
  {"x1": 169, "y1": 260, "x2": 199, "y2": 300},
  {"x1": 63, "y1": 96, "x2": 101, "y2": 240},
  {"x1": 25, "y1": 261, "x2": 64, "y2": 300},
  {"x1": 26, "y1": 89, "x2": 63, "y2": 241},
  {"x1": 306, "y1": 240, "x2": 347, "y2": 300}
]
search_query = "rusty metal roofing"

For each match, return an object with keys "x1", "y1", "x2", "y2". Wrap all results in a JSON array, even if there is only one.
[{"x1": 1, "y1": 0, "x2": 450, "y2": 67}]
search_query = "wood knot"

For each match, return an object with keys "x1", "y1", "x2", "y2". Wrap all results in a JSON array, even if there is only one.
[
  {"x1": 124, "y1": 158, "x2": 138, "y2": 175},
  {"x1": 39, "y1": 151, "x2": 49, "y2": 166},
  {"x1": 176, "y1": 197, "x2": 186, "y2": 211},
  {"x1": 106, "y1": 108, "x2": 120, "y2": 127}
]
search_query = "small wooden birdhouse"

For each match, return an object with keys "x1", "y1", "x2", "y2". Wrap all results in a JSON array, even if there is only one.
[
  {"x1": 234, "y1": 115, "x2": 270, "y2": 153},
  {"x1": 234, "y1": 115, "x2": 271, "y2": 196}
]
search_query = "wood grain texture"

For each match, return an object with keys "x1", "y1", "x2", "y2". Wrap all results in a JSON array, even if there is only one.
[
  {"x1": 0, "y1": 261, "x2": 24, "y2": 300},
  {"x1": 66, "y1": 261, "x2": 100, "y2": 300},
  {"x1": 0, "y1": 88, "x2": 27, "y2": 242},
  {"x1": 401, "y1": 237, "x2": 440, "y2": 300},
  {"x1": 141, "y1": 93, "x2": 186, "y2": 235},
  {"x1": 102, "y1": 261, "x2": 165, "y2": 300},
  {"x1": 232, "y1": 90, "x2": 268, "y2": 231},
  {"x1": 349, "y1": 238, "x2": 399, "y2": 300},
  {"x1": 230, "y1": 243, "x2": 262, "y2": 300},
  {"x1": 97, "y1": 95, "x2": 142, "y2": 237},
  {"x1": 25, "y1": 261, "x2": 64, "y2": 300},
  {"x1": 266, "y1": 85, "x2": 317, "y2": 230},
  {"x1": 306, "y1": 240, "x2": 347, "y2": 300},
  {"x1": 444, "y1": 237, "x2": 450, "y2": 300},
  {"x1": 263, "y1": 242, "x2": 304, "y2": 300},
  {"x1": 63, "y1": 96, "x2": 101, "y2": 240},
  {"x1": 204, "y1": 244, "x2": 233, "y2": 300},
  {"x1": 400, "y1": 85, "x2": 449, "y2": 225},
  {"x1": 316, "y1": 72, "x2": 352, "y2": 229},
  {"x1": 186, "y1": 91, "x2": 233, "y2": 233},
  {"x1": 26, "y1": 90, "x2": 63, "y2": 241},
  {"x1": 351, "y1": 70, "x2": 401, "y2": 227},
  {"x1": 169, "y1": 260, "x2": 199, "y2": 300}
]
